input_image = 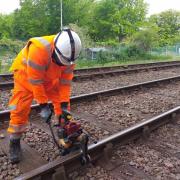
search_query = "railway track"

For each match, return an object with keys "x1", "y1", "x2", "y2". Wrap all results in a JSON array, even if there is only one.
[
  {"x1": 0, "y1": 60, "x2": 180, "y2": 84},
  {"x1": 16, "y1": 108, "x2": 180, "y2": 180},
  {"x1": 66, "y1": 110, "x2": 180, "y2": 180},
  {"x1": 1, "y1": 64, "x2": 180, "y2": 111},
  {"x1": 0, "y1": 76, "x2": 180, "y2": 179}
]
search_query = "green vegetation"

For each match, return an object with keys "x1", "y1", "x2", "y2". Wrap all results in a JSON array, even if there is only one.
[
  {"x1": 149, "y1": 10, "x2": 180, "y2": 46},
  {"x1": 0, "y1": 38, "x2": 25, "y2": 73},
  {"x1": 0, "y1": 38, "x2": 25, "y2": 54},
  {"x1": 0, "y1": 0, "x2": 179, "y2": 45},
  {"x1": 76, "y1": 56, "x2": 180, "y2": 69},
  {"x1": 0, "y1": 0, "x2": 179, "y2": 72},
  {"x1": 76, "y1": 52, "x2": 174, "y2": 69}
]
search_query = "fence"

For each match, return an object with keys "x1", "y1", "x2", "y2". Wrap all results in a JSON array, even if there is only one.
[
  {"x1": 73, "y1": 44, "x2": 180, "y2": 68},
  {"x1": 80, "y1": 44, "x2": 180, "y2": 61},
  {"x1": 151, "y1": 45, "x2": 180, "y2": 57}
]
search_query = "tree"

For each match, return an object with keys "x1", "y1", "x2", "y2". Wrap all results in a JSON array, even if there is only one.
[
  {"x1": 44, "y1": 0, "x2": 94, "y2": 33},
  {"x1": 12, "y1": 0, "x2": 50, "y2": 40},
  {"x1": 90, "y1": 0, "x2": 147, "y2": 43},
  {"x1": 68, "y1": 23, "x2": 93, "y2": 48},
  {"x1": 149, "y1": 10, "x2": 180, "y2": 46},
  {"x1": 11, "y1": 0, "x2": 95, "y2": 40},
  {"x1": 132, "y1": 28, "x2": 159, "y2": 51},
  {"x1": 0, "y1": 14, "x2": 13, "y2": 39},
  {"x1": 63, "y1": 0, "x2": 94, "y2": 27}
]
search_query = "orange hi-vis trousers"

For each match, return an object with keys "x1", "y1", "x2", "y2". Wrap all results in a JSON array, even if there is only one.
[{"x1": 7, "y1": 70, "x2": 63, "y2": 135}]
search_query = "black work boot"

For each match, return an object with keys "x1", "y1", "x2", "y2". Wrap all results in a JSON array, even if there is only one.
[{"x1": 9, "y1": 138, "x2": 22, "y2": 164}]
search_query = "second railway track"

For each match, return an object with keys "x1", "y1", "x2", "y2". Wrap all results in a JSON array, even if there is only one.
[
  {"x1": 1, "y1": 64, "x2": 180, "y2": 111},
  {"x1": 1, "y1": 60, "x2": 180, "y2": 84},
  {"x1": 0, "y1": 75, "x2": 180, "y2": 179}
]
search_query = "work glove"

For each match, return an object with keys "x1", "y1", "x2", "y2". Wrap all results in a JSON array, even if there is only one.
[
  {"x1": 60, "y1": 102, "x2": 72, "y2": 126},
  {"x1": 40, "y1": 103, "x2": 52, "y2": 124},
  {"x1": 61, "y1": 102, "x2": 72, "y2": 119}
]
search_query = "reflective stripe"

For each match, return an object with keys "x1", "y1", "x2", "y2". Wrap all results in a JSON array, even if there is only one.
[
  {"x1": 22, "y1": 58, "x2": 27, "y2": 65},
  {"x1": 9, "y1": 105, "x2": 17, "y2": 111},
  {"x1": 35, "y1": 38, "x2": 51, "y2": 69},
  {"x1": 46, "y1": 58, "x2": 51, "y2": 70},
  {"x1": 8, "y1": 124, "x2": 28, "y2": 133},
  {"x1": 22, "y1": 37, "x2": 52, "y2": 71},
  {"x1": 60, "y1": 79, "x2": 72, "y2": 85},
  {"x1": 35, "y1": 37, "x2": 51, "y2": 52},
  {"x1": 29, "y1": 78, "x2": 44, "y2": 85},
  {"x1": 63, "y1": 66, "x2": 73, "y2": 74},
  {"x1": 28, "y1": 59, "x2": 47, "y2": 71}
]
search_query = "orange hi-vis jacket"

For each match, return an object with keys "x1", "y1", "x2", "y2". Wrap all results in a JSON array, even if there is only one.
[{"x1": 8, "y1": 35, "x2": 74, "y2": 134}]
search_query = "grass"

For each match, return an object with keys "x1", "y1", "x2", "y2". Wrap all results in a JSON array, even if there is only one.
[{"x1": 76, "y1": 56, "x2": 180, "y2": 69}]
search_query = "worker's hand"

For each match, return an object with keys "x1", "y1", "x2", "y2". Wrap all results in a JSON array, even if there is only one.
[
  {"x1": 59, "y1": 110, "x2": 72, "y2": 127},
  {"x1": 59, "y1": 102, "x2": 72, "y2": 124},
  {"x1": 40, "y1": 103, "x2": 52, "y2": 124},
  {"x1": 62, "y1": 109, "x2": 72, "y2": 120}
]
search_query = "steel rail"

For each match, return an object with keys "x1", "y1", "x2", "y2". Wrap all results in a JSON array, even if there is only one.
[
  {"x1": 0, "y1": 60, "x2": 180, "y2": 78},
  {"x1": 1, "y1": 63, "x2": 180, "y2": 89},
  {"x1": 14, "y1": 106, "x2": 180, "y2": 180},
  {"x1": 1, "y1": 75, "x2": 180, "y2": 122},
  {"x1": 74, "y1": 60, "x2": 180, "y2": 73},
  {"x1": 0, "y1": 82, "x2": 14, "y2": 88},
  {"x1": 73, "y1": 63, "x2": 180, "y2": 81}
]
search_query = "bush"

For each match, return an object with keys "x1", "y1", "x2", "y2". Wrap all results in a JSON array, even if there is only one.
[
  {"x1": 125, "y1": 44, "x2": 145, "y2": 57},
  {"x1": 0, "y1": 37, "x2": 25, "y2": 55},
  {"x1": 96, "y1": 51, "x2": 111, "y2": 64}
]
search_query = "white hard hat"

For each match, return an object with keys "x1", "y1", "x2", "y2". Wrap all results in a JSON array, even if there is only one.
[{"x1": 53, "y1": 29, "x2": 82, "y2": 66}]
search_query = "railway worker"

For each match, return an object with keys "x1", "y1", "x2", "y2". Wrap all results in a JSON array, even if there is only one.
[{"x1": 7, "y1": 28, "x2": 82, "y2": 164}]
